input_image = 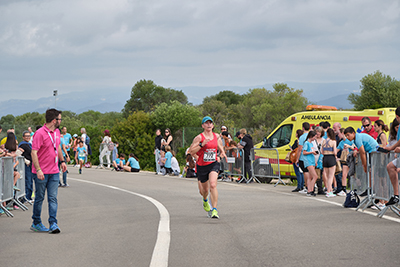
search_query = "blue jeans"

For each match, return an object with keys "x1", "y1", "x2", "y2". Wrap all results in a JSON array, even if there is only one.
[
  {"x1": 293, "y1": 163, "x2": 304, "y2": 189},
  {"x1": 25, "y1": 164, "x2": 33, "y2": 201},
  {"x1": 32, "y1": 173, "x2": 59, "y2": 225},
  {"x1": 155, "y1": 149, "x2": 161, "y2": 173}
]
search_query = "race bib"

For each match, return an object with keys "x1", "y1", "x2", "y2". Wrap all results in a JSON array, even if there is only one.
[
  {"x1": 79, "y1": 152, "x2": 85, "y2": 158},
  {"x1": 203, "y1": 151, "x2": 216, "y2": 162}
]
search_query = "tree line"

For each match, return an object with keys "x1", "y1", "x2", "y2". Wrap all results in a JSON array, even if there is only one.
[{"x1": 1, "y1": 71, "x2": 398, "y2": 170}]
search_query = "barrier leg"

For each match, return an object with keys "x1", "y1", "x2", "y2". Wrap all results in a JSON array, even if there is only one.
[
  {"x1": 0, "y1": 204, "x2": 14, "y2": 217},
  {"x1": 13, "y1": 197, "x2": 28, "y2": 211},
  {"x1": 24, "y1": 196, "x2": 33, "y2": 205},
  {"x1": 274, "y1": 177, "x2": 286, "y2": 187}
]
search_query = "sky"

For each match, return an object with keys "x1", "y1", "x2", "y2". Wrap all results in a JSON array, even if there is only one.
[{"x1": 0, "y1": 0, "x2": 399, "y2": 103}]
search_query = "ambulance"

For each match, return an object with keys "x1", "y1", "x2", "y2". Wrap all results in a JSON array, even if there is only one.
[{"x1": 255, "y1": 105, "x2": 396, "y2": 182}]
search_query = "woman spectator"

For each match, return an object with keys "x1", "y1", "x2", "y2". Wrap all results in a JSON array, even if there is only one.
[
  {"x1": 99, "y1": 129, "x2": 112, "y2": 169},
  {"x1": 18, "y1": 131, "x2": 34, "y2": 203},
  {"x1": 302, "y1": 131, "x2": 318, "y2": 196},
  {"x1": 322, "y1": 129, "x2": 338, "y2": 198},
  {"x1": 292, "y1": 130, "x2": 304, "y2": 192},
  {"x1": 336, "y1": 128, "x2": 355, "y2": 196},
  {"x1": 374, "y1": 119, "x2": 389, "y2": 146},
  {"x1": 181, "y1": 154, "x2": 196, "y2": 178},
  {"x1": 4, "y1": 132, "x2": 21, "y2": 210},
  {"x1": 72, "y1": 134, "x2": 79, "y2": 166},
  {"x1": 171, "y1": 151, "x2": 180, "y2": 176},
  {"x1": 123, "y1": 153, "x2": 140, "y2": 173},
  {"x1": 388, "y1": 118, "x2": 399, "y2": 147},
  {"x1": 161, "y1": 128, "x2": 173, "y2": 151},
  {"x1": 314, "y1": 126, "x2": 326, "y2": 195}
]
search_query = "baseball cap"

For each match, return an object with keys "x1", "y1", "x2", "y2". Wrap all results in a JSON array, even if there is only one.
[
  {"x1": 235, "y1": 131, "x2": 241, "y2": 138},
  {"x1": 73, "y1": 134, "x2": 78, "y2": 137},
  {"x1": 202, "y1": 116, "x2": 213, "y2": 124}
]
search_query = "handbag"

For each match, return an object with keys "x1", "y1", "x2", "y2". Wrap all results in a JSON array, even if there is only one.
[
  {"x1": 335, "y1": 160, "x2": 342, "y2": 175},
  {"x1": 343, "y1": 190, "x2": 360, "y2": 208},
  {"x1": 289, "y1": 148, "x2": 298, "y2": 163},
  {"x1": 285, "y1": 151, "x2": 291, "y2": 163},
  {"x1": 340, "y1": 149, "x2": 349, "y2": 164}
]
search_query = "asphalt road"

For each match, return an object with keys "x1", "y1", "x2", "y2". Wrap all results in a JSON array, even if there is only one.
[{"x1": 1, "y1": 167, "x2": 400, "y2": 267}]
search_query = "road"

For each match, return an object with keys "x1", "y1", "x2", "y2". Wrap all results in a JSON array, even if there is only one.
[{"x1": 1, "y1": 167, "x2": 399, "y2": 267}]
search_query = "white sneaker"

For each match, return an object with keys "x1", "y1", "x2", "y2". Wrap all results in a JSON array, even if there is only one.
[
  {"x1": 299, "y1": 189, "x2": 308, "y2": 194},
  {"x1": 326, "y1": 192, "x2": 336, "y2": 198},
  {"x1": 377, "y1": 202, "x2": 386, "y2": 210},
  {"x1": 337, "y1": 190, "x2": 347, "y2": 196}
]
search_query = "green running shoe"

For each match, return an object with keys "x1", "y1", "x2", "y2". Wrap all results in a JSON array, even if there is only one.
[
  {"x1": 203, "y1": 199, "x2": 211, "y2": 212},
  {"x1": 211, "y1": 209, "x2": 219, "y2": 219}
]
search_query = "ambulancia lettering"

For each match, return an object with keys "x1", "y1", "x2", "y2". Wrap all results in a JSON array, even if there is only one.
[{"x1": 301, "y1": 115, "x2": 331, "y2": 120}]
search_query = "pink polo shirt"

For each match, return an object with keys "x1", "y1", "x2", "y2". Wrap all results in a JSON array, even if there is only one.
[{"x1": 32, "y1": 124, "x2": 61, "y2": 174}]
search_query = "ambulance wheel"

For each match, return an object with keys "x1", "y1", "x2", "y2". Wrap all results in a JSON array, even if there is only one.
[{"x1": 254, "y1": 164, "x2": 273, "y2": 184}]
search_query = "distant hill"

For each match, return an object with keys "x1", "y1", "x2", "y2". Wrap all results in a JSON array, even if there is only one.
[{"x1": 0, "y1": 81, "x2": 358, "y2": 117}]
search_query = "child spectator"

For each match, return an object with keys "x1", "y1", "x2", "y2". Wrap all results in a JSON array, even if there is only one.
[
  {"x1": 113, "y1": 153, "x2": 125, "y2": 171},
  {"x1": 158, "y1": 150, "x2": 166, "y2": 175},
  {"x1": 181, "y1": 154, "x2": 196, "y2": 178},
  {"x1": 162, "y1": 145, "x2": 173, "y2": 175},
  {"x1": 170, "y1": 151, "x2": 180, "y2": 176},
  {"x1": 123, "y1": 153, "x2": 140, "y2": 172},
  {"x1": 76, "y1": 140, "x2": 87, "y2": 174}
]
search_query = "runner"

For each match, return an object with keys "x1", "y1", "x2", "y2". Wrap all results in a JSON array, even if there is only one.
[{"x1": 188, "y1": 116, "x2": 226, "y2": 219}]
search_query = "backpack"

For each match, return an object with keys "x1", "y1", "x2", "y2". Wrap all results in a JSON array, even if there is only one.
[
  {"x1": 85, "y1": 135, "x2": 90, "y2": 145},
  {"x1": 343, "y1": 190, "x2": 360, "y2": 208}
]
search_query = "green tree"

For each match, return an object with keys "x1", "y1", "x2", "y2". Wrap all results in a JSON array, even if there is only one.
[
  {"x1": 151, "y1": 101, "x2": 202, "y2": 134},
  {"x1": 122, "y1": 79, "x2": 188, "y2": 117},
  {"x1": 0, "y1": 114, "x2": 16, "y2": 127},
  {"x1": 198, "y1": 99, "x2": 228, "y2": 127},
  {"x1": 203, "y1": 90, "x2": 241, "y2": 106},
  {"x1": 348, "y1": 70, "x2": 400, "y2": 110},
  {"x1": 111, "y1": 111, "x2": 154, "y2": 170}
]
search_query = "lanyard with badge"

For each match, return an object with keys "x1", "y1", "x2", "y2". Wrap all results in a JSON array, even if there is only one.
[{"x1": 46, "y1": 130, "x2": 58, "y2": 163}]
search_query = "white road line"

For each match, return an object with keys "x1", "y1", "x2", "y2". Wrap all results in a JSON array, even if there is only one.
[
  {"x1": 225, "y1": 182, "x2": 400, "y2": 224},
  {"x1": 68, "y1": 177, "x2": 170, "y2": 267}
]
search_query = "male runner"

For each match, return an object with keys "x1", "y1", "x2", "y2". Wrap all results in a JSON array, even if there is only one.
[{"x1": 188, "y1": 116, "x2": 226, "y2": 219}]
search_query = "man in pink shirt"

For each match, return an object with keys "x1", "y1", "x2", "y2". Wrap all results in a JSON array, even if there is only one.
[{"x1": 30, "y1": 108, "x2": 67, "y2": 233}]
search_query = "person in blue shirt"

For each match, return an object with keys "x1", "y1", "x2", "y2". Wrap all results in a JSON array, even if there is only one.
[
  {"x1": 59, "y1": 134, "x2": 70, "y2": 187},
  {"x1": 302, "y1": 131, "x2": 318, "y2": 196},
  {"x1": 113, "y1": 153, "x2": 125, "y2": 171},
  {"x1": 336, "y1": 128, "x2": 355, "y2": 195},
  {"x1": 62, "y1": 127, "x2": 72, "y2": 158},
  {"x1": 344, "y1": 127, "x2": 378, "y2": 174},
  {"x1": 76, "y1": 141, "x2": 87, "y2": 174},
  {"x1": 295, "y1": 122, "x2": 311, "y2": 193},
  {"x1": 123, "y1": 153, "x2": 140, "y2": 172},
  {"x1": 161, "y1": 145, "x2": 173, "y2": 175}
]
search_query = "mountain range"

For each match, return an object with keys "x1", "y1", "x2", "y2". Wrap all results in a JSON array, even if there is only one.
[{"x1": 0, "y1": 81, "x2": 359, "y2": 117}]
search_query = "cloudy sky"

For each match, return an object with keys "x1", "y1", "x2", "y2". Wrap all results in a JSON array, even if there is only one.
[{"x1": 1, "y1": 0, "x2": 399, "y2": 102}]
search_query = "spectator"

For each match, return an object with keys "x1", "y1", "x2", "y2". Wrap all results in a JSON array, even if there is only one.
[
  {"x1": 336, "y1": 128, "x2": 355, "y2": 196},
  {"x1": 161, "y1": 128, "x2": 173, "y2": 151},
  {"x1": 154, "y1": 129, "x2": 162, "y2": 174},
  {"x1": 113, "y1": 153, "x2": 125, "y2": 171},
  {"x1": 61, "y1": 127, "x2": 72, "y2": 159},
  {"x1": 162, "y1": 145, "x2": 173, "y2": 175},
  {"x1": 302, "y1": 131, "x2": 318, "y2": 196},
  {"x1": 59, "y1": 133, "x2": 70, "y2": 187},
  {"x1": 374, "y1": 119, "x2": 388, "y2": 146},
  {"x1": 81, "y1": 128, "x2": 92, "y2": 156},
  {"x1": 76, "y1": 140, "x2": 87, "y2": 174},
  {"x1": 158, "y1": 150, "x2": 166, "y2": 175},
  {"x1": 181, "y1": 154, "x2": 196, "y2": 178},
  {"x1": 388, "y1": 118, "x2": 399, "y2": 147},
  {"x1": 237, "y1": 128, "x2": 254, "y2": 183},
  {"x1": 291, "y1": 129, "x2": 304, "y2": 192},
  {"x1": 322, "y1": 129, "x2": 338, "y2": 198},
  {"x1": 361, "y1": 117, "x2": 378, "y2": 139},
  {"x1": 296, "y1": 122, "x2": 311, "y2": 194},
  {"x1": 171, "y1": 151, "x2": 180, "y2": 176},
  {"x1": 123, "y1": 153, "x2": 140, "y2": 172},
  {"x1": 19, "y1": 131, "x2": 34, "y2": 203},
  {"x1": 314, "y1": 126, "x2": 326, "y2": 195},
  {"x1": 99, "y1": 129, "x2": 112, "y2": 169},
  {"x1": 320, "y1": 121, "x2": 330, "y2": 138},
  {"x1": 28, "y1": 127, "x2": 34, "y2": 143},
  {"x1": 5, "y1": 132, "x2": 21, "y2": 192},
  {"x1": 112, "y1": 141, "x2": 119, "y2": 163},
  {"x1": 72, "y1": 134, "x2": 79, "y2": 166}
]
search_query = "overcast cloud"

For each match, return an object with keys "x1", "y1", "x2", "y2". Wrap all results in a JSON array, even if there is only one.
[{"x1": 0, "y1": 0, "x2": 399, "y2": 101}]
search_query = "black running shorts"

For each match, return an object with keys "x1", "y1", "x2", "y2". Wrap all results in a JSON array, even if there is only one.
[
  {"x1": 196, "y1": 161, "x2": 220, "y2": 183},
  {"x1": 323, "y1": 154, "x2": 336, "y2": 168},
  {"x1": 299, "y1": 160, "x2": 308, "y2": 173}
]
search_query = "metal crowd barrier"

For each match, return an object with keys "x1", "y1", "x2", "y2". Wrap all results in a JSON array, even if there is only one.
[
  {"x1": 250, "y1": 148, "x2": 283, "y2": 186},
  {"x1": 219, "y1": 148, "x2": 244, "y2": 181},
  {"x1": 97, "y1": 143, "x2": 115, "y2": 169},
  {"x1": 1, "y1": 157, "x2": 15, "y2": 217},
  {"x1": 14, "y1": 156, "x2": 28, "y2": 211},
  {"x1": 351, "y1": 152, "x2": 400, "y2": 217}
]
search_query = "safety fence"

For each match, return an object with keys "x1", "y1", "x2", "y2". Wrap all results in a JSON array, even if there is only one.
[
  {"x1": 250, "y1": 148, "x2": 284, "y2": 186},
  {"x1": 0, "y1": 156, "x2": 30, "y2": 217},
  {"x1": 96, "y1": 143, "x2": 116, "y2": 169},
  {"x1": 219, "y1": 148, "x2": 244, "y2": 181},
  {"x1": 352, "y1": 152, "x2": 400, "y2": 218}
]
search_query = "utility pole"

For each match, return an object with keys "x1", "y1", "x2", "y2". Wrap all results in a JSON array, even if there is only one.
[{"x1": 53, "y1": 90, "x2": 58, "y2": 108}]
